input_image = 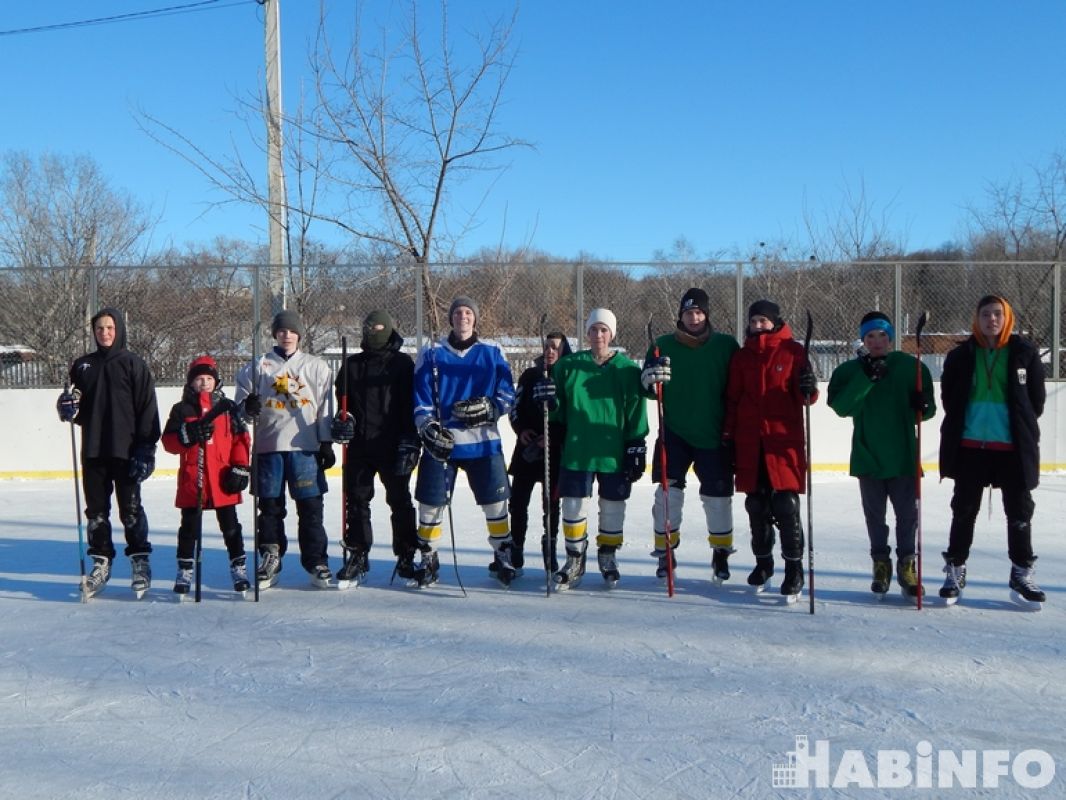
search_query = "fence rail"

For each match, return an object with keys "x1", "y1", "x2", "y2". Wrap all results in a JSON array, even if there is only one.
[{"x1": 1, "y1": 260, "x2": 1061, "y2": 387}]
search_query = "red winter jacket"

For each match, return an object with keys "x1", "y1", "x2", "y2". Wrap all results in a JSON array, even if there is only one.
[
  {"x1": 162, "y1": 389, "x2": 251, "y2": 509},
  {"x1": 724, "y1": 322, "x2": 817, "y2": 493}
]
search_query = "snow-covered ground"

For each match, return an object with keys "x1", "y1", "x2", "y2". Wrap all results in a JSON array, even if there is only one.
[{"x1": 1, "y1": 473, "x2": 1063, "y2": 799}]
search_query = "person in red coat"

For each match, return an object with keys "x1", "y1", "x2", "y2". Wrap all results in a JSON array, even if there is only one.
[
  {"x1": 161, "y1": 356, "x2": 252, "y2": 595},
  {"x1": 724, "y1": 300, "x2": 818, "y2": 599}
]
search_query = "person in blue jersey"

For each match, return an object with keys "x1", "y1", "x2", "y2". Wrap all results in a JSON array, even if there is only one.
[{"x1": 412, "y1": 296, "x2": 516, "y2": 587}]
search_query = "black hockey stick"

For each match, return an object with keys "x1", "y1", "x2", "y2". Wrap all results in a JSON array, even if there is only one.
[
  {"x1": 538, "y1": 314, "x2": 553, "y2": 598},
  {"x1": 250, "y1": 322, "x2": 263, "y2": 602},
  {"x1": 647, "y1": 318, "x2": 674, "y2": 597},
  {"x1": 65, "y1": 383, "x2": 88, "y2": 602},
  {"x1": 914, "y1": 310, "x2": 929, "y2": 611},
  {"x1": 803, "y1": 310, "x2": 815, "y2": 615}
]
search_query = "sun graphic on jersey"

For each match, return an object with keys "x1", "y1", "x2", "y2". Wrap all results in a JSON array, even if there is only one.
[{"x1": 272, "y1": 371, "x2": 306, "y2": 398}]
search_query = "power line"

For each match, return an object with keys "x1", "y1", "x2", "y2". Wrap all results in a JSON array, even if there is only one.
[{"x1": 0, "y1": 0, "x2": 254, "y2": 37}]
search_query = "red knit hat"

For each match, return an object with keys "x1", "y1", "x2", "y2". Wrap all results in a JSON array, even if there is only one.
[{"x1": 186, "y1": 354, "x2": 221, "y2": 386}]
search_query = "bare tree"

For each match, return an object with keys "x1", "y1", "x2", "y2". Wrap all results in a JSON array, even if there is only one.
[{"x1": 803, "y1": 174, "x2": 905, "y2": 262}]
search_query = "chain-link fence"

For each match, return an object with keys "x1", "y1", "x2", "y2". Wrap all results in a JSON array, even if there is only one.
[{"x1": 1, "y1": 260, "x2": 1062, "y2": 387}]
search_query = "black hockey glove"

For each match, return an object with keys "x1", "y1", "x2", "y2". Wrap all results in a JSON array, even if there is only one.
[
  {"x1": 909, "y1": 390, "x2": 929, "y2": 414},
  {"x1": 420, "y1": 420, "x2": 455, "y2": 462},
  {"x1": 316, "y1": 442, "x2": 336, "y2": 471},
  {"x1": 451, "y1": 396, "x2": 496, "y2": 427},
  {"x1": 242, "y1": 393, "x2": 263, "y2": 418},
  {"x1": 330, "y1": 412, "x2": 355, "y2": 444},
  {"x1": 640, "y1": 355, "x2": 671, "y2": 391},
  {"x1": 128, "y1": 443, "x2": 156, "y2": 483},
  {"x1": 56, "y1": 388, "x2": 81, "y2": 422},
  {"x1": 394, "y1": 438, "x2": 422, "y2": 476},
  {"x1": 859, "y1": 350, "x2": 888, "y2": 382},
  {"x1": 624, "y1": 440, "x2": 647, "y2": 483},
  {"x1": 798, "y1": 367, "x2": 818, "y2": 398},
  {"x1": 531, "y1": 379, "x2": 558, "y2": 411},
  {"x1": 221, "y1": 464, "x2": 251, "y2": 494},
  {"x1": 179, "y1": 418, "x2": 213, "y2": 447}
]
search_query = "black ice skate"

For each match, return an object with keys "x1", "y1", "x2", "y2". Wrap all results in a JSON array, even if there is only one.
[
  {"x1": 597, "y1": 545, "x2": 620, "y2": 589},
  {"x1": 1009, "y1": 561, "x2": 1045, "y2": 610},
  {"x1": 130, "y1": 553, "x2": 152, "y2": 600},
  {"x1": 747, "y1": 555, "x2": 774, "y2": 594},
  {"x1": 780, "y1": 558, "x2": 804, "y2": 604},
  {"x1": 336, "y1": 548, "x2": 368, "y2": 591},
  {"x1": 83, "y1": 556, "x2": 111, "y2": 600}
]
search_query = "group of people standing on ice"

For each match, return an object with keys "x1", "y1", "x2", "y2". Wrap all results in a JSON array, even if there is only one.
[{"x1": 55, "y1": 288, "x2": 1048, "y2": 608}]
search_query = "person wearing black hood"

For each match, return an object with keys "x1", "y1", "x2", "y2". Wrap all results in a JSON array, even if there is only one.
[
  {"x1": 641, "y1": 288, "x2": 740, "y2": 584},
  {"x1": 56, "y1": 307, "x2": 161, "y2": 599},
  {"x1": 330, "y1": 310, "x2": 421, "y2": 587},
  {"x1": 503, "y1": 331, "x2": 572, "y2": 576}
]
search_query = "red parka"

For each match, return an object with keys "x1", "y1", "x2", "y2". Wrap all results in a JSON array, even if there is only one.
[
  {"x1": 724, "y1": 322, "x2": 817, "y2": 493},
  {"x1": 162, "y1": 388, "x2": 251, "y2": 509}
]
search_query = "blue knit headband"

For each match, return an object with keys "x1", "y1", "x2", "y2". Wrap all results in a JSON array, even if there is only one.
[{"x1": 859, "y1": 317, "x2": 895, "y2": 341}]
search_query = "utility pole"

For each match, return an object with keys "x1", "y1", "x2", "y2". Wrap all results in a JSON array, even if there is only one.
[{"x1": 263, "y1": 0, "x2": 288, "y2": 315}]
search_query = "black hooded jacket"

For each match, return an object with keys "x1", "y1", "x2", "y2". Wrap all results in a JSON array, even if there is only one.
[
  {"x1": 939, "y1": 334, "x2": 1045, "y2": 490},
  {"x1": 69, "y1": 307, "x2": 161, "y2": 460},
  {"x1": 334, "y1": 329, "x2": 417, "y2": 454},
  {"x1": 508, "y1": 336, "x2": 573, "y2": 478}
]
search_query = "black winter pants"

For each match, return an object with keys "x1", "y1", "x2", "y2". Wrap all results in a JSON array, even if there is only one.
[
  {"x1": 342, "y1": 453, "x2": 418, "y2": 557},
  {"x1": 176, "y1": 505, "x2": 245, "y2": 562},
  {"x1": 82, "y1": 457, "x2": 151, "y2": 560}
]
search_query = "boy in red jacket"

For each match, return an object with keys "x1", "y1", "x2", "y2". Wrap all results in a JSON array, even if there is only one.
[{"x1": 162, "y1": 356, "x2": 252, "y2": 596}]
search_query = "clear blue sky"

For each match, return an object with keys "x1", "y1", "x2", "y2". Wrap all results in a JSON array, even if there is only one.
[{"x1": 2, "y1": 1, "x2": 1064, "y2": 261}]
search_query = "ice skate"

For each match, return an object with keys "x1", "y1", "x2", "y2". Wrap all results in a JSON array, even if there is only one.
[
  {"x1": 897, "y1": 555, "x2": 922, "y2": 605},
  {"x1": 870, "y1": 559, "x2": 892, "y2": 599},
  {"x1": 336, "y1": 548, "x2": 368, "y2": 591},
  {"x1": 256, "y1": 546, "x2": 282, "y2": 590},
  {"x1": 492, "y1": 543, "x2": 517, "y2": 589},
  {"x1": 1009, "y1": 562, "x2": 1045, "y2": 611},
  {"x1": 652, "y1": 548, "x2": 675, "y2": 581},
  {"x1": 173, "y1": 559, "x2": 194, "y2": 599},
  {"x1": 414, "y1": 550, "x2": 440, "y2": 589},
  {"x1": 553, "y1": 551, "x2": 586, "y2": 591},
  {"x1": 746, "y1": 556, "x2": 774, "y2": 594},
  {"x1": 130, "y1": 553, "x2": 151, "y2": 600},
  {"x1": 939, "y1": 554, "x2": 965, "y2": 606},
  {"x1": 779, "y1": 558, "x2": 804, "y2": 604},
  {"x1": 230, "y1": 555, "x2": 250, "y2": 596},
  {"x1": 711, "y1": 547, "x2": 733, "y2": 586},
  {"x1": 310, "y1": 564, "x2": 333, "y2": 589},
  {"x1": 83, "y1": 556, "x2": 111, "y2": 600},
  {"x1": 597, "y1": 546, "x2": 620, "y2": 589}
]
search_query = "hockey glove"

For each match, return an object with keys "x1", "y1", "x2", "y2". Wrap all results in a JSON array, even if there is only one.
[
  {"x1": 909, "y1": 390, "x2": 929, "y2": 414},
  {"x1": 451, "y1": 396, "x2": 497, "y2": 427},
  {"x1": 624, "y1": 440, "x2": 647, "y2": 483},
  {"x1": 242, "y1": 393, "x2": 263, "y2": 418},
  {"x1": 640, "y1": 355, "x2": 671, "y2": 390},
  {"x1": 128, "y1": 443, "x2": 156, "y2": 483},
  {"x1": 330, "y1": 412, "x2": 355, "y2": 444},
  {"x1": 221, "y1": 464, "x2": 251, "y2": 494},
  {"x1": 394, "y1": 438, "x2": 422, "y2": 476},
  {"x1": 179, "y1": 418, "x2": 213, "y2": 447},
  {"x1": 420, "y1": 420, "x2": 455, "y2": 462},
  {"x1": 316, "y1": 442, "x2": 336, "y2": 471},
  {"x1": 798, "y1": 367, "x2": 818, "y2": 398},
  {"x1": 531, "y1": 379, "x2": 558, "y2": 411},
  {"x1": 56, "y1": 388, "x2": 81, "y2": 422},
  {"x1": 859, "y1": 350, "x2": 888, "y2": 382}
]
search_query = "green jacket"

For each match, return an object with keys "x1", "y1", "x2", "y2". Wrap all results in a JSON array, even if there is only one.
[
  {"x1": 827, "y1": 351, "x2": 936, "y2": 479},
  {"x1": 552, "y1": 350, "x2": 649, "y2": 473},
  {"x1": 643, "y1": 329, "x2": 738, "y2": 448}
]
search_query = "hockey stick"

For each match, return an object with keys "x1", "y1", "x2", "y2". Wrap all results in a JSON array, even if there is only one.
[
  {"x1": 429, "y1": 335, "x2": 467, "y2": 597},
  {"x1": 338, "y1": 335, "x2": 349, "y2": 564},
  {"x1": 914, "y1": 310, "x2": 929, "y2": 611},
  {"x1": 647, "y1": 318, "x2": 675, "y2": 598},
  {"x1": 538, "y1": 314, "x2": 553, "y2": 598},
  {"x1": 250, "y1": 322, "x2": 263, "y2": 602},
  {"x1": 65, "y1": 383, "x2": 88, "y2": 602},
  {"x1": 803, "y1": 310, "x2": 815, "y2": 615}
]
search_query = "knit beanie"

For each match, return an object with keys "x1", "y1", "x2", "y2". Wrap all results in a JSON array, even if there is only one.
[
  {"x1": 973, "y1": 294, "x2": 1015, "y2": 349},
  {"x1": 362, "y1": 309, "x2": 395, "y2": 350},
  {"x1": 271, "y1": 309, "x2": 305, "y2": 338},
  {"x1": 585, "y1": 308, "x2": 617, "y2": 339},
  {"x1": 186, "y1": 354, "x2": 221, "y2": 386},
  {"x1": 449, "y1": 296, "x2": 479, "y2": 327},
  {"x1": 859, "y1": 311, "x2": 895, "y2": 342},
  {"x1": 678, "y1": 288, "x2": 710, "y2": 320},
  {"x1": 747, "y1": 299, "x2": 782, "y2": 326}
]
